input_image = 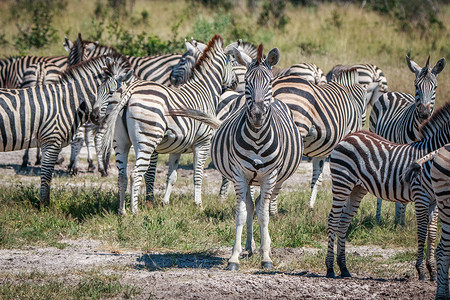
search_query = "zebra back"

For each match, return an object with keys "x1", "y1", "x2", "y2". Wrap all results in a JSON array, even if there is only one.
[{"x1": 21, "y1": 62, "x2": 61, "y2": 88}]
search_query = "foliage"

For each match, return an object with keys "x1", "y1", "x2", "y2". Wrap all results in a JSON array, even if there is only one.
[
  {"x1": 10, "y1": 0, "x2": 67, "y2": 53},
  {"x1": 258, "y1": 0, "x2": 290, "y2": 30}
]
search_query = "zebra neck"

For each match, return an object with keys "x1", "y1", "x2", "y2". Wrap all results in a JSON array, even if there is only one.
[
  {"x1": 412, "y1": 122, "x2": 450, "y2": 154},
  {"x1": 182, "y1": 71, "x2": 223, "y2": 108}
]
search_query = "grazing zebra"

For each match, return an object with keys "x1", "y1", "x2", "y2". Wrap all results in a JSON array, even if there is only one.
[
  {"x1": 0, "y1": 54, "x2": 129, "y2": 205},
  {"x1": 370, "y1": 56, "x2": 446, "y2": 225},
  {"x1": 96, "y1": 34, "x2": 236, "y2": 214},
  {"x1": 405, "y1": 144, "x2": 450, "y2": 299},
  {"x1": 271, "y1": 68, "x2": 379, "y2": 210},
  {"x1": 169, "y1": 44, "x2": 302, "y2": 270},
  {"x1": 325, "y1": 101, "x2": 450, "y2": 281},
  {"x1": 326, "y1": 63, "x2": 388, "y2": 107}
]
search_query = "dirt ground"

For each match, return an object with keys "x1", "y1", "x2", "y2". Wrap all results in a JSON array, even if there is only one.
[{"x1": 0, "y1": 147, "x2": 438, "y2": 299}]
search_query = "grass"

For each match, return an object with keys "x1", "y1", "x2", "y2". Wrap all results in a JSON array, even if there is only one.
[{"x1": 0, "y1": 271, "x2": 140, "y2": 299}]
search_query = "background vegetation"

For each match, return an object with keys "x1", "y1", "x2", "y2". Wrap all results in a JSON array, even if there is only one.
[{"x1": 0, "y1": 0, "x2": 448, "y2": 106}]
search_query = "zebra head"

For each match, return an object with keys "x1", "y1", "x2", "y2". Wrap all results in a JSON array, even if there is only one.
[
  {"x1": 169, "y1": 38, "x2": 204, "y2": 87},
  {"x1": 66, "y1": 33, "x2": 116, "y2": 67},
  {"x1": 234, "y1": 43, "x2": 279, "y2": 128},
  {"x1": 92, "y1": 55, "x2": 133, "y2": 124},
  {"x1": 406, "y1": 55, "x2": 446, "y2": 120}
]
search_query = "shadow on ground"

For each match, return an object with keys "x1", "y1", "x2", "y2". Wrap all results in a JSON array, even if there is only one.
[{"x1": 136, "y1": 252, "x2": 225, "y2": 271}]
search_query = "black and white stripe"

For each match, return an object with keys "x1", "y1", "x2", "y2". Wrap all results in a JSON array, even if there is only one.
[
  {"x1": 0, "y1": 54, "x2": 129, "y2": 205},
  {"x1": 96, "y1": 35, "x2": 236, "y2": 214},
  {"x1": 325, "y1": 101, "x2": 450, "y2": 281},
  {"x1": 369, "y1": 56, "x2": 445, "y2": 225},
  {"x1": 169, "y1": 44, "x2": 302, "y2": 271},
  {"x1": 271, "y1": 68, "x2": 378, "y2": 209}
]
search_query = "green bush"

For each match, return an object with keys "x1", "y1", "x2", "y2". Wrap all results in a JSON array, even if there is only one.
[{"x1": 11, "y1": 0, "x2": 67, "y2": 53}]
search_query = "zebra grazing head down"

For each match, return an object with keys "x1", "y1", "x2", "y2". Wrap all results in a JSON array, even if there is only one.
[
  {"x1": 233, "y1": 44, "x2": 279, "y2": 128},
  {"x1": 92, "y1": 55, "x2": 134, "y2": 123},
  {"x1": 406, "y1": 55, "x2": 446, "y2": 120}
]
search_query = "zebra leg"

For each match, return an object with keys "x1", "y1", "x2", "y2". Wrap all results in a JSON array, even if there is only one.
[
  {"x1": 219, "y1": 176, "x2": 231, "y2": 199},
  {"x1": 269, "y1": 185, "x2": 282, "y2": 216},
  {"x1": 144, "y1": 152, "x2": 158, "y2": 202},
  {"x1": 162, "y1": 153, "x2": 181, "y2": 205},
  {"x1": 375, "y1": 198, "x2": 383, "y2": 224},
  {"x1": 256, "y1": 174, "x2": 278, "y2": 270},
  {"x1": 415, "y1": 200, "x2": 431, "y2": 280},
  {"x1": 426, "y1": 203, "x2": 438, "y2": 281},
  {"x1": 244, "y1": 185, "x2": 256, "y2": 256},
  {"x1": 228, "y1": 177, "x2": 249, "y2": 271},
  {"x1": 35, "y1": 148, "x2": 41, "y2": 165},
  {"x1": 84, "y1": 123, "x2": 96, "y2": 173},
  {"x1": 115, "y1": 122, "x2": 132, "y2": 216},
  {"x1": 192, "y1": 143, "x2": 210, "y2": 207},
  {"x1": 39, "y1": 144, "x2": 62, "y2": 206},
  {"x1": 436, "y1": 197, "x2": 450, "y2": 300},
  {"x1": 309, "y1": 157, "x2": 326, "y2": 209},
  {"x1": 394, "y1": 202, "x2": 407, "y2": 226},
  {"x1": 336, "y1": 185, "x2": 367, "y2": 278},
  {"x1": 68, "y1": 128, "x2": 84, "y2": 176},
  {"x1": 94, "y1": 123, "x2": 109, "y2": 176},
  {"x1": 21, "y1": 149, "x2": 30, "y2": 168}
]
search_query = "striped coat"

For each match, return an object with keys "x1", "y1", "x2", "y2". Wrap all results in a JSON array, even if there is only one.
[
  {"x1": 326, "y1": 102, "x2": 450, "y2": 281},
  {"x1": 97, "y1": 35, "x2": 236, "y2": 214},
  {"x1": 0, "y1": 55, "x2": 129, "y2": 204}
]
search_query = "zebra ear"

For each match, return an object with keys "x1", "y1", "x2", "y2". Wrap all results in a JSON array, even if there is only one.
[
  {"x1": 63, "y1": 37, "x2": 73, "y2": 52},
  {"x1": 118, "y1": 69, "x2": 134, "y2": 83},
  {"x1": 233, "y1": 47, "x2": 252, "y2": 67},
  {"x1": 195, "y1": 41, "x2": 207, "y2": 53},
  {"x1": 431, "y1": 57, "x2": 446, "y2": 76},
  {"x1": 185, "y1": 40, "x2": 195, "y2": 52},
  {"x1": 406, "y1": 56, "x2": 421, "y2": 75},
  {"x1": 106, "y1": 56, "x2": 113, "y2": 65},
  {"x1": 266, "y1": 48, "x2": 280, "y2": 67},
  {"x1": 86, "y1": 43, "x2": 96, "y2": 52}
]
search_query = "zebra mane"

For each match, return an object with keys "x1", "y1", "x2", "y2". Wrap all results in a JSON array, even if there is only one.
[
  {"x1": 101, "y1": 54, "x2": 132, "y2": 78},
  {"x1": 59, "y1": 53, "x2": 128, "y2": 83},
  {"x1": 418, "y1": 101, "x2": 450, "y2": 140},
  {"x1": 193, "y1": 34, "x2": 224, "y2": 72},
  {"x1": 332, "y1": 67, "x2": 359, "y2": 87},
  {"x1": 239, "y1": 41, "x2": 258, "y2": 59}
]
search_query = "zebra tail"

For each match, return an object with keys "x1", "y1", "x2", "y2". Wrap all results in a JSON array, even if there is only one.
[
  {"x1": 99, "y1": 93, "x2": 131, "y2": 162},
  {"x1": 167, "y1": 108, "x2": 222, "y2": 129},
  {"x1": 403, "y1": 150, "x2": 438, "y2": 185}
]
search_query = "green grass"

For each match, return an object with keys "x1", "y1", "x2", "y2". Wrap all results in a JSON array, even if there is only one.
[
  {"x1": 0, "y1": 182, "x2": 420, "y2": 252},
  {"x1": 0, "y1": 271, "x2": 140, "y2": 299}
]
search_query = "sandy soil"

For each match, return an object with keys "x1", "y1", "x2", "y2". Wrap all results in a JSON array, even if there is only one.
[
  {"x1": 0, "y1": 239, "x2": 436, "y2": 299},
  {"x1": 0, "y1": 148, "x2": 438, "y2": 299}
]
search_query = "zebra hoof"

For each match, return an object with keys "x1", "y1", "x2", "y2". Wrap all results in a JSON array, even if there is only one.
[
  {"x1": 340, "y1": 269, "x2": 351, "y2": 278},
  {"x1": 326, "y1": 270, "x2": 335, "y2": 278},
  {"x1": 261, "y1": 261, "x2": 273, "y2": 270},
  {"x1": 227, "y1": 263, "x2": 239, "y2": 271},
  {"x1": 99, "y1": 169, "x2": 108, "y2": 177},
  {"x1": 87, "y1": 164, "x2": 96, "y2": 173},
  {"x1": 35, "y1": 159, "x2": 41, "y2": 166}
]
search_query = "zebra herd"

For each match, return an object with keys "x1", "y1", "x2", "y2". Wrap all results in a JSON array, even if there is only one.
[{"x1": 0, "y1": 33, "x2": 449, "y2": 298}]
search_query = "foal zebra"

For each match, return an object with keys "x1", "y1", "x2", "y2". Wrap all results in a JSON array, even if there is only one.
[
  {"x1": 326, "y1": 101, "x2": 450, "y2": 281},
  {"x1": 170, "y1": 44, "x2": 302, "y2": 270},
  {"x1": 370, "y1": 56, "x2": 446, "y2": 225},
  {"x1": 272, "y1": 68, "x2": 379, "y2": 209},
  {"x1": 326, "y1": 63, "x2": 388, "y2": 107},
  {"x1": 0, "y1": 54, "x2": 129, "y2": 205},
  {"x1": 97, "y1": 34, "x2": 236, "y2": 214}
]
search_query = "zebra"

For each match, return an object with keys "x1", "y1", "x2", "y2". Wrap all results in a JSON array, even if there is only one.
[
  {"x1": 0, "y1": 50, "x2": 72, "y2": 167},
  {"x1": 0, "y1": 54, "x2": 130, "y2": 205},
  {"x1": 170, "y1": 38, "x2": 250, "y2": 93},
  {"x1": 20, "y1": 62, "x2": 62, "y2": 167},
  {"x1": 95, "y1": 34, "x2": 237, "y2": 214},
  {"x1": 271, "y1": 68, "x2": 380, "y2": 210},
  {"x1": 325, "y1": 101, "x2": 450, "y2": 281},
  {"x1": 65, "y1": 33, "x2": 185, "y2": 176},
  {"x1": 326, "y1": 63, "x2": 388, "y2": 108},
  {"x1": 272, "y1": 63, "x2": 327, "y2": 85},
  {"x1": 370, "y1": 56, "x2": 446, "y2": 225},
  {"x1": 169, "y1": 44, "x2": 302, "y2": 271},
  {"x1": 405, "y1": 144, "x2": 450, "y2": 299}
]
